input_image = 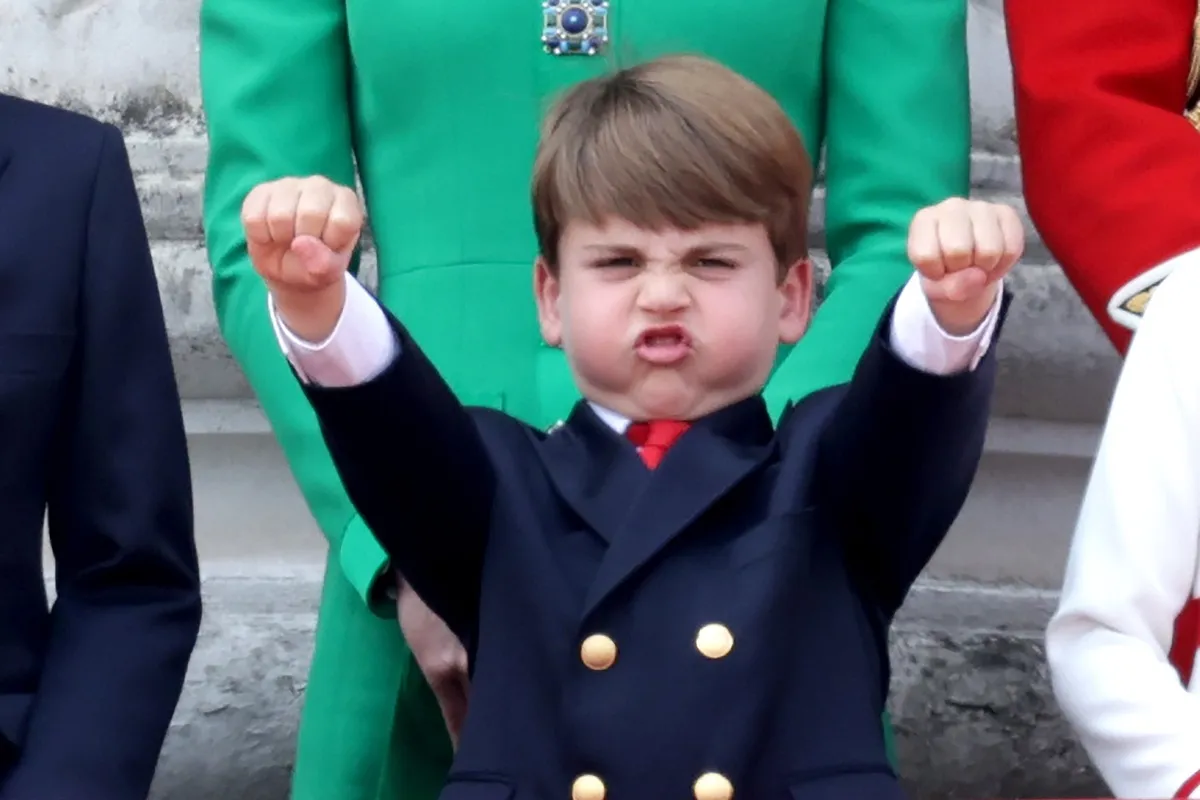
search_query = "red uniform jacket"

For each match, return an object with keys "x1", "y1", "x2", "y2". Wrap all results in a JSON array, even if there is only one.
[{"x1": 1006, "y1": 0, "x2": 1200, "y2": 353}]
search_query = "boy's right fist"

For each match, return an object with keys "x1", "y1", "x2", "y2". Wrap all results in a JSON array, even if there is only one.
[{"x1": 241, "y1": 176, "x2": 363, "y2": 341}]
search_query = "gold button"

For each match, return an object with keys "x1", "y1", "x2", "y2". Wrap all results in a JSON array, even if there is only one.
[
  {"x1": 693, "y1": 772, "x2": 733, "y2": 800},
  {"x1": 572, "y1": 773, "x2": 605, "y2": 800},
  {"x1": 695, "y1": 624, "x2": 734, "y2": 659},
  {"x1": 580, "y1": 634, "x2": 617, "y2": 670}
]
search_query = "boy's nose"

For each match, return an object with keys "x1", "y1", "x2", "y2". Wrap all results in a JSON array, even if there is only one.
[{"x1": 636, "y1": 272, "x2": 690, "y2": 313}]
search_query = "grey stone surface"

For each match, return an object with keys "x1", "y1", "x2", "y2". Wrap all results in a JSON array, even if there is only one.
[
  {"x1": 153, "y1": 579, "x2": 311, "y2": 800},
  {"x1": 890, "y1": 626, "x2": 1101, "y2": 800}
]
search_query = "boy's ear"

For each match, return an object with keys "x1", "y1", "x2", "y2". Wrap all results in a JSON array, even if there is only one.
[
  {"x1": 777, "y1": 257, "x2": 814, "y2": 345},
  {"x1": 533, "y1": 256, "x2": 563, "y2": 347}
]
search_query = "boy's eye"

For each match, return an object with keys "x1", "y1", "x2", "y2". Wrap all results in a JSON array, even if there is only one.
[
  {"x1": 695, "y1": 258, "x2": 735, "y2": 268},
  {"x1": 596, "y1": 256, "x2": 637, "y2": 267}
]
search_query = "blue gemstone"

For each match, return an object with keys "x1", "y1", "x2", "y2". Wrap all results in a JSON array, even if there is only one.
[
  {"x1": 591, "y1": 0, "x2": 605, "y2": 5},
  {"x1": 561, "y1": 7, "x2": 589, "y2": 34}
]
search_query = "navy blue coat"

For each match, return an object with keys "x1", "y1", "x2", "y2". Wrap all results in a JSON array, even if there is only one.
[
  {"x1": 302, "y1": 292, "x2": 1005, "y2": 800},
  {"x1": 0, "y1": 94, "x2": 201, "y2": 799}
]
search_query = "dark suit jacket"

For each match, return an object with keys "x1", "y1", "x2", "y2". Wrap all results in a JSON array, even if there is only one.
[
  {"x1": 0, "y1": 95, "x2": 201, "y2": 799},
  {"x1": 301, "y1": 293, "x2": 1006, "y2": 800}
]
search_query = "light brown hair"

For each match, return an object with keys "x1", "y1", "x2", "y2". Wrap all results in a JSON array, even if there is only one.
[{"x1": 532, "y1": 54, "x2": 813, "y2": 278}]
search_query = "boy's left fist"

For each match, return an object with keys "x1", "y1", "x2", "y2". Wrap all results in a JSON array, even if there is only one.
[{"x1": 907, "y1": 198, "x2": 1024, "y2": 335}]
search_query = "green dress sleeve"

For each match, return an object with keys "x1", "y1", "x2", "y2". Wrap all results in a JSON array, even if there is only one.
[
  {"x1": 762, "y1": 0, "x2": 971, "y2": 417},
  {"x1": 200, "y1": 0, "x2": 395, "y2": 616}
]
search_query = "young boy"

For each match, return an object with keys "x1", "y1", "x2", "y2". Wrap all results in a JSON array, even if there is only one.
[{"x1": 243, "y1": 55, "x2": 1021, "y2": 800}]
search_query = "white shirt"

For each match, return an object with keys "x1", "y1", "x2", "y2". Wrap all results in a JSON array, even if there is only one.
[
  {"x1": 1046, "y1": 263, "x2": 1200, "y2": 799},
  {"x1": 269, "y1": 271, "x2": 1002, "y2": 434}
]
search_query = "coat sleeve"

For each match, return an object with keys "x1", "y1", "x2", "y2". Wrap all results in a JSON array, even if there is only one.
[
  {"x1": 1006, "y1": 0, "x2": 1200, "y2": 353},
  {"x1": 813, "y1": 292, "x2": 1006, "y2": 617},
  {"x1": 762, "y1": 0, "x2": 970, "y2": 416},
  {"x1": 1046, "y1": 264, "x2": 1200, "y2": 800},
  {"x1": 199, "y1": 0, "x2": 397, "y2": 613},
  {"x1": 0, "y1": 125, "x2": 201, "y2": 800},
  {"x1": 298, "y1": 306, "x2": 498, "y2": 641}
]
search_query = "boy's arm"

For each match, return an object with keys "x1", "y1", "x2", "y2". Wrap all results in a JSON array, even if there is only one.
[
  {"x1": 1006, "y1": 0, "x2": 1200, "y2": 354},
  {"x1": 814, "y1": 274, "x2": 1006, "y2": 616},
  {"x1": 1046, "y1": 265, "x2": 1200, "y2": 800},
  {"x1": 200, "y1": 0, "x2": 395, "y2": 614},
  {"x1": 762, "y1": 0, "x2": 969, "y2": 416},
  {"x1": 275, "y1": 277, "x2": 495, "y2": 639}
]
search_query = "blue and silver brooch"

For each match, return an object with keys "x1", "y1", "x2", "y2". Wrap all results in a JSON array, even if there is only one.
[{"x1": 542, "y1": 0, "x2": 609, "y2": 56}]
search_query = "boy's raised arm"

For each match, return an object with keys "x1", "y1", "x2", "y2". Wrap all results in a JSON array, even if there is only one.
[
  {"x1": 815, "y1": 199, "x2": 1020, "y2": 615},
  {"x1": 244, "y1": 176, "x2": 495, "y2": 639}
]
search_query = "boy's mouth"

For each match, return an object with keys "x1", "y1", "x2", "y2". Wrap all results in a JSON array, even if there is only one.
[{"x1": 635, "y1": 324, "x2": 692, "y2": 365}]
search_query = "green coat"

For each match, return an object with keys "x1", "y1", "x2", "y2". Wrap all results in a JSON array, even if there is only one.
[{"x1": 199, "y1": 2, "x2": 969, "y2": 798}]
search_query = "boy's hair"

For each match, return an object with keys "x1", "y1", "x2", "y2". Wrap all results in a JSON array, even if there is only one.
[{"x1": 532, "y1": 54, "x2": 813, "y2": 278}]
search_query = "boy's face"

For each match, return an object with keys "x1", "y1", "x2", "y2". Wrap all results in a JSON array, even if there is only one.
[{"x1": 534, "y1": 217, "x2": 812, "y2": 422}]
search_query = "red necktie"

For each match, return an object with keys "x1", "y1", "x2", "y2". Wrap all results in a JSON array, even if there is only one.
[{"x1": 626, "y1": 420, "x2": 691, "y2": 469}]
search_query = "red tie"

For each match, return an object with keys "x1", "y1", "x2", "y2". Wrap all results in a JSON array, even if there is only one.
[{"x1": 626, "y1": 420, "x2": 691, "y2": 469}]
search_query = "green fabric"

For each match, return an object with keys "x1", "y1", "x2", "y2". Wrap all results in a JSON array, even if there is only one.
[
  {"x1": 340, "y1": 515, "x2": 395, "y2": 616},
  {"x1": 199, "y1": 0, "x2": 968, "y2": 796}
]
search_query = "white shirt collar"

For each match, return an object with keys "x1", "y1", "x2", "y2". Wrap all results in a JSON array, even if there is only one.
[{"x1": 587, "y1": 402, "x2": 631, "y2": 434}]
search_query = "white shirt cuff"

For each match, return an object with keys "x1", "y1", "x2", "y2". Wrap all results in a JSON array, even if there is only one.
[
  {"x1": 269, "y1": 272, "x2": 398, "y2": 387},
  {"x1": 888, "y1": 272, "x2": 1002, "y2": 375}
]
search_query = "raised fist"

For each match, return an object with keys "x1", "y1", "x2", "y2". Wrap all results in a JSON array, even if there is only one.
[
  {"x1": 908, "y1": 197, "x2": 1024, "y2": 302},
  {"x1": 908, "y1": 197, "x2": 1024, "y2": 334},
  {"x1": 241, "y1": 176, "x2": 363, "y2": 296}
]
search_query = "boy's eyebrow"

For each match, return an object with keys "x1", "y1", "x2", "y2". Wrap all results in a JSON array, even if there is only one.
[
  {"x1": 582, "y1": 243, "x2": 638, "y2": 251},
  {"x1": 686, "y1": 242, "x2": 751, "y2": 255},
  {"x1": 581, "y1": 242, "x2": 751, "y2": 254}
]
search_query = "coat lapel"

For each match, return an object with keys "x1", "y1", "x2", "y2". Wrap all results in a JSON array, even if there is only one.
[
  {"x1": 536, "y1": 401, "x2": 649, "y2": 546},
  {"x1": 580, "y1": 396, "x2": 777, "y2": 619}
]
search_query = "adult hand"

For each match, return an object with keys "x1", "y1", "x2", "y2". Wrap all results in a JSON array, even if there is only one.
[{"x1": 396, "y1": 579, "x2": 469, "y2": 748}]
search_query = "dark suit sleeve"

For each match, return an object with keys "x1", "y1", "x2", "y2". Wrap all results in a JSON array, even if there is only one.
[
  {"x1": 814, "y1": 292, "x2": 1008, "y2": 617},
  {"x1": 0, "y1": 125, "x2": 202, "y2": 800},
  {"x1": 300, "y1": 307, "x2": 496, "y2": 640}
]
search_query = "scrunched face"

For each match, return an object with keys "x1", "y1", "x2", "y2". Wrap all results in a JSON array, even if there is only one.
[{"x1": 535, "y1": 217, "x2": 812, "y2": 421}]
